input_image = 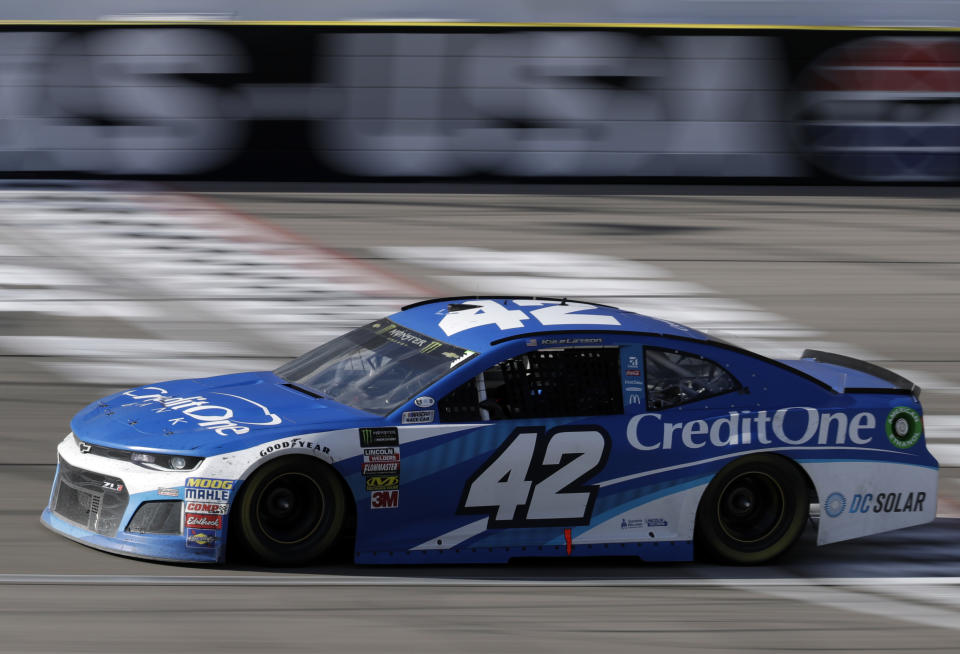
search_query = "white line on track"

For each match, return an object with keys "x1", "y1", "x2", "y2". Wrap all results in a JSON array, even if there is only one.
[
  {"x1": 3, "y1": 574, "x2": 960, "y2": 587},
  {"x1": 743, "y1": 583, "x2": 960, "y2": 632}
]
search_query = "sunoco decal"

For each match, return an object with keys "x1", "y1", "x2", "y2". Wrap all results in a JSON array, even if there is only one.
[
  {"x1": 185, "y1": 528, "x2": 217, "y2": 548},
  {"x1": 122, "y1": 386, "x2": 281, "y2": 436}
]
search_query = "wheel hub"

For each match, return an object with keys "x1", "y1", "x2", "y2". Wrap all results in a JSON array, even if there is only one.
[{"x1": 716, "y1": 471, "x2": 786, "y2": 545}]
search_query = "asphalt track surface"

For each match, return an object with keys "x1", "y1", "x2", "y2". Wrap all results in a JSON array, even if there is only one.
[{"x1": 2, "y1": 185, "x2": 960, "y2": 652}]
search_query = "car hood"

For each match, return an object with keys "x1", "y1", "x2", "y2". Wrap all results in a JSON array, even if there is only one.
[{"x1": 70, "y1": 371, "x2": 375, "y2": 457}]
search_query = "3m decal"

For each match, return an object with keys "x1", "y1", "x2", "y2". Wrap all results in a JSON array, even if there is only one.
[
  {"x1": 185, "y1": 528, "x2": 217, "y2": 548},
  {"x1": 438, "y1": 300, "x2": 619, "y2": 336},
  {"x1": 365, "y1": 475, "x2": 400, "y2": 491},
  {"x1": 359, "y1": 427, "x2": 399, "y2": 447},
  {"x1": 371, "y1": 490, "x2": 399, "y2": 509},
  {"x1": 184, "y1": 477, "x2": 235, "y2": 502},
  {"x1": 458, "y1": 426, "x2": 611, "y2": 528},
  {"x1": 627, "y1": 408, "x2": 877, "y2": 451},
  {"x1": 402, "y1": 410, "x2": 434, "y2": 424},
  {"x1": 184, "y1": 513, "x2": 223, "y2": 529},
  {"x1": 886, "y1": 407, "x2": 923, "y2": 449}
]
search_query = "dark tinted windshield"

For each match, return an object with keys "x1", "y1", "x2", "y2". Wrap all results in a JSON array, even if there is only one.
[{"x1": 275, "y1": 320, "x2": 477, "y2": 416}]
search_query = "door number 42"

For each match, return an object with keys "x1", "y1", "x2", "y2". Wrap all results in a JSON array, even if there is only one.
[{"x1": 458, "y1": 427, "x2": 611, "y2": 527}]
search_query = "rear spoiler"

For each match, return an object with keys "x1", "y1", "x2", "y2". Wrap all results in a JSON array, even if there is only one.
[{"x1": 802, "y1": 349, "x2": 920, "y2": 397}]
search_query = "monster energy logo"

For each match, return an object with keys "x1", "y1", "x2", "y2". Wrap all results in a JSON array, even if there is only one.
[
  {"x1": 359, "y1": 427, "x2": 399, "y2": 447},
  {"x1": 421, "y1": 341, "x2": 443, "y2": 354}
]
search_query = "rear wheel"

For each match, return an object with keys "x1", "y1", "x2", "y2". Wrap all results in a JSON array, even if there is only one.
[
  {"x1": 231, "y1": 457, "x2": 347, "y2": 566},
  {"x1": 695, "y1": 454, "x2": 808, "y2": 564}
]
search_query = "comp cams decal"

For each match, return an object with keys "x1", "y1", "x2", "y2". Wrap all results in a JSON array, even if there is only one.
[{"x1": 121, "y1": 386, "x2": 281, "y2": 436}]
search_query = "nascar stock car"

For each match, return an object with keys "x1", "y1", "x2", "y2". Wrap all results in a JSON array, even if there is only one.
[{"x1": 42, "y1": 297, "x2": 937, "y2": 565}]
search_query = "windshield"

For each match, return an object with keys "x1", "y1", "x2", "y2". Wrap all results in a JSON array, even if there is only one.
[{"x1": 275, "y1": 319, "x2": 477, "y2": 416}]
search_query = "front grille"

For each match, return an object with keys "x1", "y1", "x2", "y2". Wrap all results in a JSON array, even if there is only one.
[
  {"x1": 52, "y1": 457, "x2": 129, "y2": 537},
  {"x1": 126, "y1": 501, "x2": 182, "y2": 534}
]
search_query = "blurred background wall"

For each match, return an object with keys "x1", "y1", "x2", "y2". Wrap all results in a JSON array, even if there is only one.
[{"x1": 0, "y1": 17, "x2": 956, "y2": 182}]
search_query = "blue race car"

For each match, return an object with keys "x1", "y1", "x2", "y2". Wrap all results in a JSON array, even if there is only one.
[{"x1": 42, "y1": 297, "x2": 938, "y2": 565}]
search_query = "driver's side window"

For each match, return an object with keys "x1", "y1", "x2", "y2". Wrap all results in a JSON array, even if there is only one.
[
  {"x1": 439, "y1": 347, "x2": 622, "y2": 422},
  {"x1": 645, "y1": 348, "x2": 740, "y2": 411}
]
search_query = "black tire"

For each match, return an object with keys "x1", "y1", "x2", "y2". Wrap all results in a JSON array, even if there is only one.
[
  {"x1": 695, "y1": 454, "x2": 808, "y2": 565},
  {"x1": 230, "y1": 456, "x2": 348, "y2": 566}
]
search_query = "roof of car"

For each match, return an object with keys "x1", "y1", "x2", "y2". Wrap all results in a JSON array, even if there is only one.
[{"x1": 388, "y1": 297, "x2": 713, "y2": 353}]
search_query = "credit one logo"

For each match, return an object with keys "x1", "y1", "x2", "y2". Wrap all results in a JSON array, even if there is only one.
[{"x1": 626, "y1": 407, "x2": 876, "y2": 451}]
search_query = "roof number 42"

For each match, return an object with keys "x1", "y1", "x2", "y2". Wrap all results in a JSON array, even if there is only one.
[{"x1": 439, "y1": 300, "x2": 620, "y2": 336}]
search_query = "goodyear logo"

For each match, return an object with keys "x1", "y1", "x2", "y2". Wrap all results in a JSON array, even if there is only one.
[{"x1": 365, "y1": 475, "x2": 400, "y2": 491}]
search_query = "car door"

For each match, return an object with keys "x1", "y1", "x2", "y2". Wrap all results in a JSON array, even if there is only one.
[{"x1": 356, "y1": 336, "x2": 627, "y2": 558}]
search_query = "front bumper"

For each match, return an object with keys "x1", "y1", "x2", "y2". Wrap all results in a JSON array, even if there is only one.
[{"x1": 40, "y1": 434, "x2": 227, "y2": 564}]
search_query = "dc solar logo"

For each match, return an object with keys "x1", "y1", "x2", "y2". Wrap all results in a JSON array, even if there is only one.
[
  {"x1": 795, "y1": 37, "x2": 960, "y2": 181},
  {"x1": 824, "y1": 492, "x2": 847, "y2": 518}
]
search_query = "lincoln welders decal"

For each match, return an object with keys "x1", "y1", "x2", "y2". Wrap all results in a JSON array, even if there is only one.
[{"x1": 122, "y1": 386, "x2": 281, "y2": 436}]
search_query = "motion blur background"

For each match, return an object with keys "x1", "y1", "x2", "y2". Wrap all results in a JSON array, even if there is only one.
[{"x1": 2, "y1": 3, "x2": 960, "y2": 652}]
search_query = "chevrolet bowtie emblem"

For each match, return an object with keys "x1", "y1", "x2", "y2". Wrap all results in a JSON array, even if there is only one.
[{"x1": 78, "y1": 441, "x2": 92, "y2": 454}]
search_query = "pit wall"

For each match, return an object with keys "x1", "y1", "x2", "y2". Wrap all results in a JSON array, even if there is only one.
[{"x1": 2, "y1": 24, "x2": 958, "y2": 181}]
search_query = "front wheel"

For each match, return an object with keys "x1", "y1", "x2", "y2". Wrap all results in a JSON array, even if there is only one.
[
  {"x1": 695, "y1": 454, "x2": 808, "y2": 564},
  {"x1": 231, "y1": 457, "x2": 348, "y2": 566}
]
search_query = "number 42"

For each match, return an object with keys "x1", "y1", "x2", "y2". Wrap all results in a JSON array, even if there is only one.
[{"x1": 458, "y1": 427, "x2": 611, "y2": 527}]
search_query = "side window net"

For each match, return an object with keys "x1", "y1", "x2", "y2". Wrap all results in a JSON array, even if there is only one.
[
  {"x1": 439, "y1": 347, "x2": 622, "y2": 422},
  {"x1": 645, "y1": 348, "x2": 740, "y2": 411}
]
